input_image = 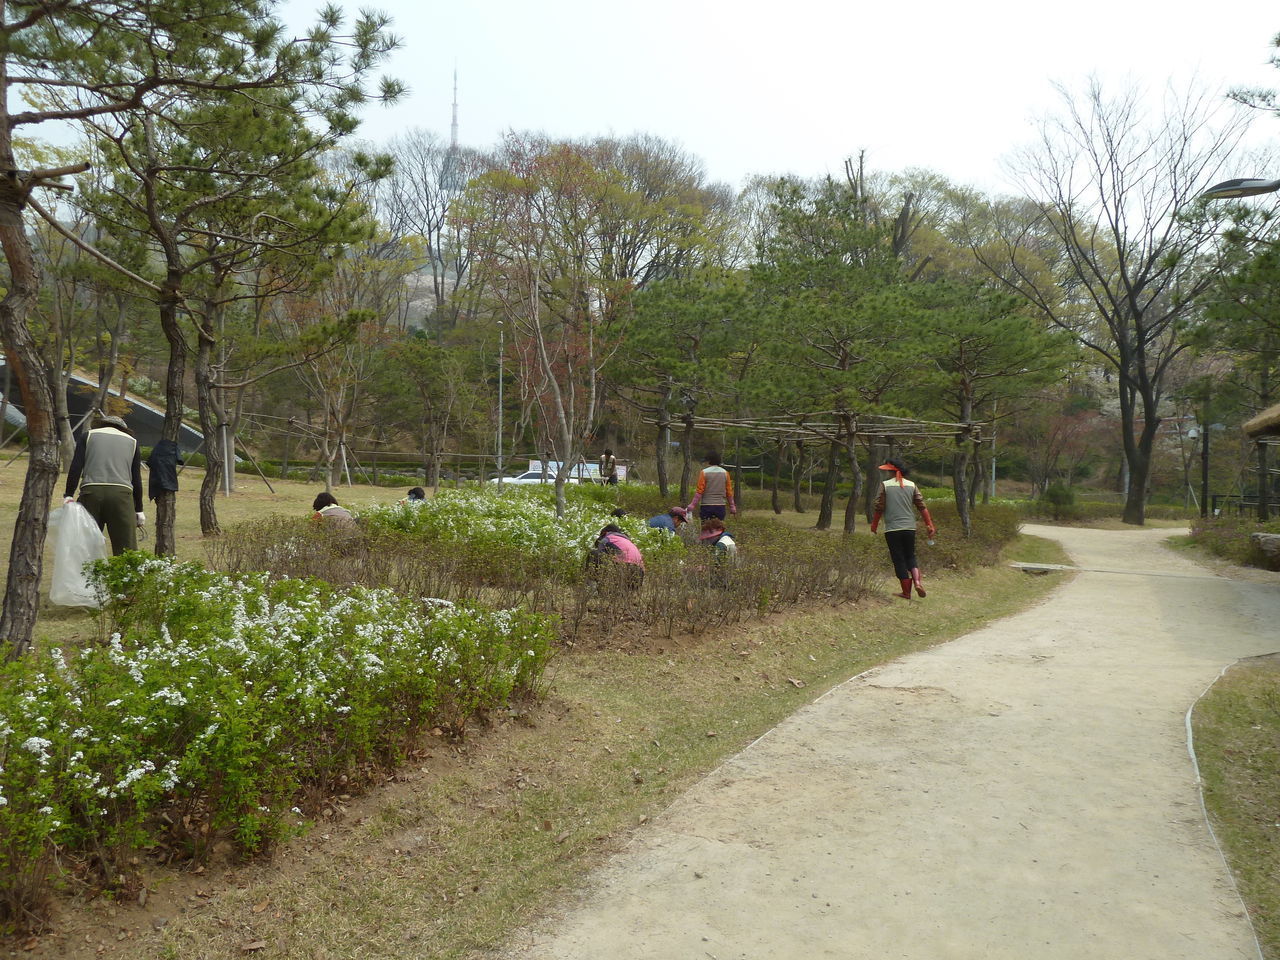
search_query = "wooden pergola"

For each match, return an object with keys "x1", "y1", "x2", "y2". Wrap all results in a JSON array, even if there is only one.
[{"x1": 649, "y1": 410, "x2": 993, "y2": 451}]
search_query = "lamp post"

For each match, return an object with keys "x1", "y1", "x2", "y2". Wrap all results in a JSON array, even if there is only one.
[
  {"x1": 497, "y1": 320, "x2": 504, "y2": 489},
  {"x1": 1199, "y1": 175, "x2": 1280, "y2": 520},
  {"x1": 1195, "y1": 422, "x2": 1210, "y2": 519},
  {"x1": 1199, "y1": 178, "x2": 1280, "y2": 200}
]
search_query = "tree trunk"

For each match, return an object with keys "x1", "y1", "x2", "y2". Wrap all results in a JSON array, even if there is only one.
[
  {"x1": 193, "y1": 314, "x2": 222, "y2": 537},
  {"x1": 842, "y1": 450, "x2": 860, "y2": 533},
  {"x1": 678, "y1": 414, "x2": 695, "y2": 503},
  {"x1": 731, "y1": 434, "x2": 744, "y2": 512},
  {"x1": 655, "y1": 396, "x2": 671, "y2": 499},
  {"x1": 792, "y1": 440, "x2": 806, "y2": 513},
  {"x1": 968, "y1": 440, "x2": 980, "y2": 512},
  {"x1": 841, "y1": 422, "x2": 861, "y2": 534},
  {"x1": 770, "y1": 438, "x2": 783, "y2": 514},
  {"x1": 0, "y1": 214, "x2": 58, "y2": 659},
  {"x1": 863, "y1": 437, "x2": 885, "y2": 523},
  {"x1": 815, "y1": 440, "x2": 838, "y2": 531},
  {"x1": 953, "y1": 437, "x2": 973, "y2": 537},
  {"x1": 953, "y1": 403, "x2": 974, "y2": 536},
  {"x1": 1118, "y1": 379, "x2": 1158, "y2": 526},
  {"x1": 155, "y1": 274, "x2": 188, "y2": 556}
]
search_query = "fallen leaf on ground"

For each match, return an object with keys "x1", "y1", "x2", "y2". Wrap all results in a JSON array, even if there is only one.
[{"x1": 241, "y1": 942, "x2": 267, "y2": 953}]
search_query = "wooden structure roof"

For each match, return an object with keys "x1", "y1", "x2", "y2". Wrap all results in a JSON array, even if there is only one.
[{"x1": 1244, "y1": 402, "x2": 1280, "y2": 439}]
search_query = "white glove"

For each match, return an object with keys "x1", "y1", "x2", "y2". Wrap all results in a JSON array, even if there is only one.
[{"x1": 136, "y1": 512, "x2": 146, "y2": 527}]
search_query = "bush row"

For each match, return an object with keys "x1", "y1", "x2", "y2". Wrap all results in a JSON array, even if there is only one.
[
  {"x1": 208, "y1": 499, "x2": 877, "y2": 642},
  {"x1": 1187, "y1": 515, "x2": 1280, "y2": 570},
  {"x1": 0, "y1": 553, "x2": 554, "y2": 929},
  {"x1": 1014, "y1": 497, "x2": 1192, "y2": 523},
  {"x1": 209, "y1": 490, "x2": 1024, "y2": 644}
]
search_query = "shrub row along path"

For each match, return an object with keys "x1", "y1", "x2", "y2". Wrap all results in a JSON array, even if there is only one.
[{"x1": 501, "y1": 524, "x2": 1280, "y2": 959}]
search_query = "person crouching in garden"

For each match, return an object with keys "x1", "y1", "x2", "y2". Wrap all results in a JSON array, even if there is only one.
[
  {"x1": 586, "y1": 523, "x2": 645, "y2": 589},
  {"x1": 869, "y1": 457, "x2": 935, "y2": 599},
  {"x1": 697, "y1": 516, "x2": 738, "y2": 587},
  {"x1": 647, "y1": 506, "x2": 688, "y2": 533},
  {"x1": 312, "y1": 491, "x2": 356, "y2": 526}
]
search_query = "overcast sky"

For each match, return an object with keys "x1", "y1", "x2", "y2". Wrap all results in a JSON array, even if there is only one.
[{"x1": 282, "y1": 0, "x2": 1280, "y2": 194}]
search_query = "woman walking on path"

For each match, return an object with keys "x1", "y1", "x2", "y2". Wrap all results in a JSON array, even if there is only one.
[{"x1": 870, "y1": 457, "x2": 935, "y2": 599}]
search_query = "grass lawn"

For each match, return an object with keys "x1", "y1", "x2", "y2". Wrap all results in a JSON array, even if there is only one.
[{"x1": 1192, "y1": 655, "x2": 1280, "y2": 960}]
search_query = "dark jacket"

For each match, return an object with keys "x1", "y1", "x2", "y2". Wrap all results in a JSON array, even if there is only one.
[{"x1": 146, "y1": 439, "x2": 182, "y2": 502}]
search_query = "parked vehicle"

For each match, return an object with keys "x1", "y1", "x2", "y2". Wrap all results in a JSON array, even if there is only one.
[{"x1": 489, "y1": 470, "x2": 579, "y2": 485}]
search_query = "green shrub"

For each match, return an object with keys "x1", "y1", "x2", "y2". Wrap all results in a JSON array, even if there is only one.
[
  {"x1": 920, "y1": 501, "x2": 1023, "y2": 571},
  {"x1": 211, "y1": 491, "x2": 888, "y2": 643},
  {"x1": 356, "y1": 487, "x2": 687, "y2": 585},
  {"x1": 1040, "y1": 483, "x2": 1077, "y2": 522},
  {"x1": 1189, "y1": 515, "x2": 1280, "y2": 570},
  {"x1": 915, "y1": 485, "x2": 953, "y2": 500},
  {"x1": 0, "y1": 553, "x2": 554, "y2": 930},
  {"x1": 1014, "y1": 497, "x2": 1192, "y2": 523}
]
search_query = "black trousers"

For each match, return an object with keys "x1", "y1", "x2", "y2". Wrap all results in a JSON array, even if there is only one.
[{"x1": 884, "y1": 529, "x2": 917, "y2": 580}]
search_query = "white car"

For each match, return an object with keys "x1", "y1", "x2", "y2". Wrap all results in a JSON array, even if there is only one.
[{"x1": 490, "y1": 470, "x2": 579, "y2": 485}]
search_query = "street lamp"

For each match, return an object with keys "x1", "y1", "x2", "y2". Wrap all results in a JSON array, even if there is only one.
[
  {"x1": 497, "y1": 320, "x2": 504, "y2": 489},
  {"x1": 1200, "y1": 176, "x2": 1279, "y2": 520},
  {"x1": 1199, "y1": 177, "x2": 1280, "y2": 200}
]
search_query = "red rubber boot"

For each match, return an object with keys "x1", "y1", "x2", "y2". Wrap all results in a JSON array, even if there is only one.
[
  {"x1": 912, "y1": 568, "x2": 926, "y2": 598},
  {"x1": 897, "y1": 578, "x2": 913, "y2": 599}
]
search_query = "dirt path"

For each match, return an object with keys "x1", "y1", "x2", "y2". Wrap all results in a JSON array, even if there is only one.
[{"x1": 501, "y1": 525, "x2": 1280, "y2": 960}]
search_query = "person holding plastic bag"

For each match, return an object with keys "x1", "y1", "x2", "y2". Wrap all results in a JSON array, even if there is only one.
[
  {"x1": 63, "y1": 413, "x2": 145, "y2": 555},
  {"x1": 47, "y1": 501, "x2": 109, "y2": 607}
]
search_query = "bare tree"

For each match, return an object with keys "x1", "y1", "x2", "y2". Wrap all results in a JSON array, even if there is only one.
[
  {"x1": 386, "y1": 129, "x2": 496, "y2": 334},
  {"x1": 970, "y1": 80, "x2": 1250, "y2": 524}
]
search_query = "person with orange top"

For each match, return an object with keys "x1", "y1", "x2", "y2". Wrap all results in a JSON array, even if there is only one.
[
  {"x1": 686, "y1": 451, "x2": 736, "y2": 521},
  {"x1": 870, "y1": 457, "x2": 935, "y2": 600}
]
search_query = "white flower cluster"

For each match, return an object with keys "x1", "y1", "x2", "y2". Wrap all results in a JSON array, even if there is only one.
[{"x1": 0, "y1": 553, "x2": 554, "y2": 853}]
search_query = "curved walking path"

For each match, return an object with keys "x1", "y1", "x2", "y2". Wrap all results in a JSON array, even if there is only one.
[{"x1": 504, "y1": 525, "x2": 1280, "y2": 959}]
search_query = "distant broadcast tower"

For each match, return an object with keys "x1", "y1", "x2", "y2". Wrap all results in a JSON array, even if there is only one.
[
  {"x1": 450, "y1": 69, "x2": 459, "y2": 151},
  {"x1": 441, "y1": 69, "x2": 463, "y2": 192}
]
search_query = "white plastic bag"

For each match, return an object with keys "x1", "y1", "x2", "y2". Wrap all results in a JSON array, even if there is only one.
[{"x1": 48, "y1": 502, "x2": 109, "y2": 607}]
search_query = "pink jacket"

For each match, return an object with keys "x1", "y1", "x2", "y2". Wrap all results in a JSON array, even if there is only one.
[{"x1": 601, "y1": 533, "x2": 644, "y2": 568}]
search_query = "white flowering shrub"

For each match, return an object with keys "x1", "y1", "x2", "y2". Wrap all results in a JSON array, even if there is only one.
[
  {"x1": 0, "y1": 554, "x2": 553, "y2": 926},
  {"x1": 358, "y1": 486, "x2": 687, "y2": 582}
]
